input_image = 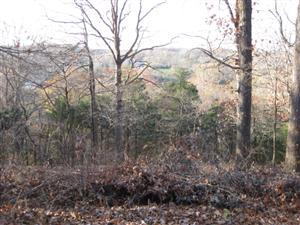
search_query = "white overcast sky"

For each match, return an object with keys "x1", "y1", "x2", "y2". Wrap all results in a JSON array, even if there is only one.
[{"x1": 0, "y1": 0, "x2": 298, "y2": 49}]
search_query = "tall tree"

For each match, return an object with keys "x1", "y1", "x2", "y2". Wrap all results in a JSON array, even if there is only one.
[
  {"x1": 286, "y1": 0, "x2": 300, "y2": 172},
  {"x1": 82, "y1": 17, "x2": 99, "y2": 162},
  {"x1": 234, "y1": 0, "x2": 253, "y2": 168},
  {"x1": 74, "y1": 0, "x2": 165, "y2": 162},
  {"x1": 201, "y1": 0, "x2": 253, "y2": 167}
]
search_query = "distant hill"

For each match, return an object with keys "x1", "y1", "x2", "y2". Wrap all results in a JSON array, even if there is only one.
[{"x1": 92, "y1": 48, "x2": 214, "y2": 70}]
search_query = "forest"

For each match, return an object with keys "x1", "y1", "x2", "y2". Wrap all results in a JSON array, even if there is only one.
[{"x1": 1, "y1": 0, "x2": 300, "y2": 224}]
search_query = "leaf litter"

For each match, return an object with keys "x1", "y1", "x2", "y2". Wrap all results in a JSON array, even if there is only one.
[{"x1": 0, "y1": 163, "x2": 300, "y2": 224}]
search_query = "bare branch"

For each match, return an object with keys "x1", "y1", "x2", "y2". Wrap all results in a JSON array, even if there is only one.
[
  {"x1": 82, "y1": 0, "x2": 114, "y2": 33},
  {"x1": 194, "y1": 47, "x2": 240, "y2": 70},
  {"x1": 47, "y1": 16, "x2": 82, "y2": 25},
  {"x1": 121, "y1": 1, "x2": 165, "y2": 62},
  {"x1": 95, "y1": 78, "x2": 114, "y2": 94},
  {"x1": 139, "y1": 77, "x2": 160, "y2": 88},
  {"x1": 140, "y1": 1, "x2": 165, "y2": 22},
  {"x1": 223, "y1": 0, "x2": 237, "y2": 28},
  {"x1": 269, "y1": 0, "x2": 295, "y2": 47},
  {"x1": 119, "y1": 0, "x2": 130, "y2": 25},
  {"x1": 126, "y1": 36, "x2": 178, "y2": 60},
  {"x1": 75, "y1": 1, "x2": 117, "y2": 61},
  {"x1": 126, "y1": 64, "x2": 150, "y2": 85}
]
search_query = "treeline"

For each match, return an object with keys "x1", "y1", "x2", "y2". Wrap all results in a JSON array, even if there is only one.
[
  {"x1": 0, "y1": 0, "x2": 297, "y2": 170},
  {"x1": 0, "y1": 44, "x2": 289, "y2": 167}
]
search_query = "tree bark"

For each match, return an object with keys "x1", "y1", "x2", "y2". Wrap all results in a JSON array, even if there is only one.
[
  {"x1": 88, "y1": 48, "x2": 99, "y2": 162},
  {"x1": 235, "y1": 0, "x2": 253, "y2": 168},
  {"x1": 273, "y1": 77, "x2": 278, "y2": 164},
  {"x1": 115, "y1": 63, "x2": 124, "y2": 163},
  {"x1": 286, "y1": 0, "x2": 300, "y2": 172},
  {"x1": 83, "y1": 19, "x2": 99, "y2": 163}
]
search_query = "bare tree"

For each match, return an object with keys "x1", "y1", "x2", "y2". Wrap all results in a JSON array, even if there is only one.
[
  {"x1": 82, "y1": 18, "x2": 99, "y2": 162},
  {"x1": 0, "y1": 41, "x2": 46, "y2": 165},
  {"x1": 286, "y1": 0, "x2": 300, "y2": 172},
  {"x1": 74, "y1": 0, "x2": 166, "y2": 162},
  {"x1": 234, "y1": 0, "x2": 253, "y2": 168},
  {"x1": 199, "y1": 0, "x2": 253, "y2": 168}
]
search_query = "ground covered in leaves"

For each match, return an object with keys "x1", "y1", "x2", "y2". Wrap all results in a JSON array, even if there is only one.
[{"x1": 0, "y1": 163, "x2": 300, "y2": 224}]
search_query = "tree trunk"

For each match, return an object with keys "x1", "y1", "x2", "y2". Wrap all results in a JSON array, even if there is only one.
[
  {"x1": 272, "y1": 77, "x2": 278, "y2": 164},
  {"x1": 100, "y1": 126, "x2": 103, "y2": 152},
  {"x1": 83, "y1": 20, "x2": 99, "y2": 164},
  {"x1": 88, "y1": 50, "x2": 99, "y2": 163},
  {"x1": 125, "y1": 126, "x2": 130, "y2": 160},
  {"x1": 115, "y1": 63, "x2": 124, "y2": 163},
  {"x1": 235, "y1": 0, "x2": 253, "y2": 168},
  {"x1": 285, "y1": 0, "x2": 300, "y2": 172}
]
